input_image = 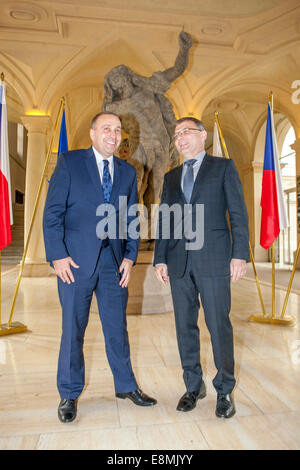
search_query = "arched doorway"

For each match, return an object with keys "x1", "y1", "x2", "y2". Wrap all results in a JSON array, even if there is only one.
[{"x1": 279, "y1": 125, "x2": 296, "y2": 264}]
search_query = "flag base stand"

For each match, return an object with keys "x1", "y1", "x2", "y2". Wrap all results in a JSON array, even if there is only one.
[
  {"x1": 249, "y1": 314, "x2": 295, "y2": 326},
  {"x1": 0, "y1": 322, "x2": 28, "y2": 336}
]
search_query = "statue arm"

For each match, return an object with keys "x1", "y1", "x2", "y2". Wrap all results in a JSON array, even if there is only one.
[
  {"x1": 102, "y1": 79, "x2": 115, "y2": 111},
  {"x1": 161, "y1": 31, "x2": 193, "y2": 83}
]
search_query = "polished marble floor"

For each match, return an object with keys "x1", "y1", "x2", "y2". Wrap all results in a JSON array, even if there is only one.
[{"x1": 0, "y1": 267, "x2": 300, "y2": 450}]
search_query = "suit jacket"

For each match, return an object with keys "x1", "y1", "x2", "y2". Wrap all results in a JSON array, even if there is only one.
[
  {"x1": 43, "y1": 147, "x2": 139, "y2": 278},
  {"x1": 153, "y1": 153, "x2": 249, "y2": 278}
]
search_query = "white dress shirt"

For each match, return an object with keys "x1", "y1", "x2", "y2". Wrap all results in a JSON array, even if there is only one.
[
  {"x1": 181, "y1": 150, "x2": 206, "y2": 190},
  {"x1": 92, "y1": 146, "x2": 114, "y2": 183}
]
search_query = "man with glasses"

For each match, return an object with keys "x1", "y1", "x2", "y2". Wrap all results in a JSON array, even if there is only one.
[
  {"x1": 154, "y1": 117, "x2": 249, "y2": 418},
  {"x1": 43, "y1": 112, "x2": 157, "y2": 423}
]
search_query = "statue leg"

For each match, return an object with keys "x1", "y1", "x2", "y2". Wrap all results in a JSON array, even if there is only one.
[
  {"x1": 143, "y1": 160, "x2": 165, "y2": 243},
  {"x1": 128, "y1": 144, "x2": 148, "y2": 202}
]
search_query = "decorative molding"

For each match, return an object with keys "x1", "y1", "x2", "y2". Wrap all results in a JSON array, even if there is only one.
[
  {"x1": 216, "y1": 100, "x2": 239, "y2": 111},
  {"x1": 3, "y1": 1, "x2": 48, "y2": 24},
  {"x1": 252, "y1": 161, "x2": 264, "y2": 171},
  {"x1": 233, "y1": 5, "x2": 300, "y2": 54},
  {"x1": 21, "y1": 114, "x2": 52, "y2": 134},
  {"x1": 40, "y1": 0, "x2": 286, "y2": 19},
  {"x1": 291, "y1": 139, "x2": 300, "y2": 153}
]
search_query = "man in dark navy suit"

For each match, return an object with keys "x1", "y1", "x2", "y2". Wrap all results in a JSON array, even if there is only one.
[
  {"x1": 154, "y1": 117, "x2": 249, "y2": 419},
  {"x1": 43, "y1": 112, "x2": 156, "y2": 423}
]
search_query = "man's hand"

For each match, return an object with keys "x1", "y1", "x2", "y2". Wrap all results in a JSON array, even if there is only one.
[
  {"x1": 119, "y1": 258, "x2": 134, "y2": 288},
  {"x1": 230, "y1": 258, "x2": 247, "y2": 282},
  {"x1": 53, "y1": 257, "x2": 79, "y2": 284},
  {"x1": 155, "y1": 264, "x2": 169, "y2": 286}
]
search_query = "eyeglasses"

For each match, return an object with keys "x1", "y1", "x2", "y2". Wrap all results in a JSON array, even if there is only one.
[{"x1": 172, "y1": 128, "x2": 204, "y2": 141}]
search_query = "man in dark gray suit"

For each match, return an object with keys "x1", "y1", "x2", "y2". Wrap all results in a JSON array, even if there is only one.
[{"x1": 154, "y1": 117, "x2": 249, "y2": 418}]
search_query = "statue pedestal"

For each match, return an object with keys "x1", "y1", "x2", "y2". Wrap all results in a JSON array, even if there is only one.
[
  {"x1": 90, "y1": 251, "x2": 173, "y2": 315},
  {"x1": 127, "y1": 251, "x2": 173, "y2": 314}
]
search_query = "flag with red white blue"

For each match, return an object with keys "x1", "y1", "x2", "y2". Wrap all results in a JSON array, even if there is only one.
[
  {"x1": 260, "y1": 103, "x2": 288, "y2": 249},
  {"x1": 0, "y1": 80, "x2": 13, "y2": 251}
]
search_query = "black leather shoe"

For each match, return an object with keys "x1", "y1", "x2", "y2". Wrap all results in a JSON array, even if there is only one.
[
  {"x1": 58, "y1": 399, "x2": 77, "y2": 423},
  {"x1": 176, "y1": 381, "x2": 206, "y2": 412},
  {"x1": 215, "y1": 393, "x2": 235, "y2": 419},
  {"x1": 116, "y1": 388, "x2": 157, "y2": 406}
]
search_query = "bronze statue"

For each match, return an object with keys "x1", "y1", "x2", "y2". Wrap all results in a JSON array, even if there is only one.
[{"x1": 102, "y1": 31, "x2": 193, "y2": 240}]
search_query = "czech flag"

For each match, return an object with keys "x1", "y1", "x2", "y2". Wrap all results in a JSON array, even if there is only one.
[
  {"x1": 0, "y1": 80, "x2": 13, "y2": 251},
  {"x1": 260, "y1": 103, "x2": 288, "y2": 249}
]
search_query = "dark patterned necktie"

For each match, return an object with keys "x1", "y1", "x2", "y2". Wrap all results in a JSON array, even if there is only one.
[
  {"x1": 102, "y1": 159, "x2": 112, "y2": 203},
  {"x1": 183, "y1": 159, "x2": 196, "y2": 203}
]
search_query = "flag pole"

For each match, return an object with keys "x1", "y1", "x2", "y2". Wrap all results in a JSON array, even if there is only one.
[
  {"x1": 272, "y1": 242, "x2": 276, "y2": 319},
  {"x1": 0, "y1": 73, "x2": 20, "y2": 334},
  {"x1": 0, "y1": 251, "x2": 2, "y2": 328},
  {"x1": 214, "y1": 112, "x2": 267, "y2": 317},
  {"x1": 278, "y1": 84, "x2": 300, "y2": 318},
  {"x1": 269, "y1": 92, "x2": 276, "y2": 319},
  {"x1": 280, "y1": 239, "x2": 300, "y2": 318},
  {"x1": 0, "y1": 73, "x2": 4, "y2": 329},
  {"x1": 0, "y1": 97, "x2": 65, "y2": 336}
]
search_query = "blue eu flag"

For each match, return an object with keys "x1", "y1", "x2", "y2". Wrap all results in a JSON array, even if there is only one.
[{"x1": 58, "y1": 109, "x2": 68, "y2": 155}]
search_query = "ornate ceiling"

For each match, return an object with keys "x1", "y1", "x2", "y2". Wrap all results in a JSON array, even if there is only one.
[{"x1": 1, "y1": 0, "x2": 300, "y2": 165}]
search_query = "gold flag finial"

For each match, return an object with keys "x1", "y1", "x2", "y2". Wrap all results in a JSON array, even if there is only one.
[
  {"x1": 0, "y1": 72, "x2": 4, "y2": 82},
  {"x1": 269, "y1": 91, "x2": 274, "y2": 110}
]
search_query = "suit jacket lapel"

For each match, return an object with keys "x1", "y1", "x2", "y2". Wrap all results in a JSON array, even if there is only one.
[
  {"x1": 172, "y1": 165, "x2": 185, "y2": 205},
  {"x1": 109, "y1": 156, "x2": 121, "y2": 206},
  {"x1": 84, "y1": 147, "x2": 104, "y2": 203},
  {"x1": 190, "y1": 153, "x2": 211, "y2": 204}
]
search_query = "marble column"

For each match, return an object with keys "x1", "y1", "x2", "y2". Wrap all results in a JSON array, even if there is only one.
[
  {"x1": 21, "y1": 115, "x2": 52, "y2": 276},
  {"x1": 291, "y1": 138, "x2": 300, "y2": 267}
]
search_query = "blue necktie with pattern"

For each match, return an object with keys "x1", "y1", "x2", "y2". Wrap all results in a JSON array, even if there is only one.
[
  {"x1": 183, "y1": 159, "x2": 196, "y2": 203},
  {"x1": 102, "y1": 159, "x2": 112, "y2": 203}
]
